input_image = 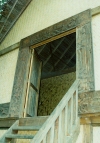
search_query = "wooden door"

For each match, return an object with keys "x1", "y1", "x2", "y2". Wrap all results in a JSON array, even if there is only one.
[{"x1": 24, "y1": 50, "x2": 42, "y2": 117}]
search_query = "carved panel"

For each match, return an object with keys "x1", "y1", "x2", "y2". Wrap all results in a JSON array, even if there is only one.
[
  {"x1": 78, "y1": 91, "x2": 100, "y2": 114},
  {"x1": 9, "y1": 47, "x2": 31, "y2": 117},
  {"x1": 21, "y1": 10, "x2": 91, "y2": 48},
  {"x1": 76, "y1": 22, "x2": 94, "y2": 93},
  {"x1": 0, "y1": 103, "x2": 9, "y2": 117}
]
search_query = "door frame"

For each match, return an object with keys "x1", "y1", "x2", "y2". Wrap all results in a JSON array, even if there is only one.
[{"x1": 8, "y1": 9, "x2": 95, "y2": 117}]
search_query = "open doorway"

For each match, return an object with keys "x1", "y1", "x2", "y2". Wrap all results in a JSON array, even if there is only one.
[{"x1": 34, "y1": 32, "x2": 76, "y2": 116}]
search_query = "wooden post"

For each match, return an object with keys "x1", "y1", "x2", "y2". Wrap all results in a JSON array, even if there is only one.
[{"x1": 83, "y1": 124, "x2": 93, "y2": 143}]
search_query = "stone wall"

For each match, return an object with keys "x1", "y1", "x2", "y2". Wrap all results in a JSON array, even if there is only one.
[
  {"x1": 38, "y1": 72, "x2": 76, "y2": 116},
  {"x1": 0, "y1": 0, "x2": 100, "y2": 50}
]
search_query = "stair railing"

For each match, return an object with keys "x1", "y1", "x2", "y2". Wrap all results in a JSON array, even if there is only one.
[{"x1": 31, "y1": 80, "x2": 79, "y2": 143}]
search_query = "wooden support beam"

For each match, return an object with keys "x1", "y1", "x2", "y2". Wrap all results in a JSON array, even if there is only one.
[
  {"x1": 0, "y1": 42, "x2": 19, "y2": 56},
  {"x1": 0, "y1": 117, "x2": 18, "y2": 127},
  {"x1": 83, "y1": 124, "x2": 93, "y2": 143},
  {"x1": 80, "y1": 115, "x2": 100, "y2": 126},
  {"x1": 78, "y1": 91, "x2": 100, "y2": 115},
  {"x1": 92, "y1": 6, "x2": 100, "y2": 16}
]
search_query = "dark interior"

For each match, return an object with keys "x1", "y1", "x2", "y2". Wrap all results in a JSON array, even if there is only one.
[{"x1": 35, "y1": 32, "x2": 76, "y2": 79}]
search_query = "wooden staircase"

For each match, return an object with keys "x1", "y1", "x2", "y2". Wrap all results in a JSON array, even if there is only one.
[{"x1": 0, "y1": 80, "x2": 80, "y2": 143}]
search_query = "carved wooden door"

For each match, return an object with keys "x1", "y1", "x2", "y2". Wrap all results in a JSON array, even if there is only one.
[{"x1": 24, "y1": 49, "x2": 42, "y2": 117}]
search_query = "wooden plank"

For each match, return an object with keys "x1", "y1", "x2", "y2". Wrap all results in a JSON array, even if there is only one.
[
  {"x1": 26, "y1": 51, "x2": 42, "y2": 117},
  {"x1": 0, "y1": 103, "x2": 10, "y2": 117},
  {"x1": 92, "y1": 6, "x2": 100, "y2": 16},
  {"x1": 0, "y1": 117, "x2": 18, "y2": 127},
  {"x1": 76, "y1": 22, "x2": 94, "y2": 93},
  {"x1": 50, "y1": 123, "x2": 54, "y2": 143},
  {"x1": 83, "y1": 124, "x2": 93, "y2": 143},
  {"x1": 23, "y1": 50, "x2": 34, "y2": 117},
  {"x1": 53, "y1": 118, "x2": 59, "y2": 143},
  {"x1": 0, "y1": 42, "x2": 19, "y2": 56},
  {"x1": 66, "y1": 118, "x2": 80, "y2": 143},
  {"x1": 30, "y1": 52, "x2": 42, "y2": 90},
  {"x1": 65, "y1": 104, "x2": 68, "y2": 136},
  {"x1": 67, "y1": 99, "x2": 71, "y2": 135},
  {"x1": 5, "y1": 134, "x2": 34, "y2": 139},
  {"x1": 20, "y1": 10, "x2": 91, "y2": 49},
  {"x1": 12, "y1": 126, "x2": 41, "y2": 131},
  {"x1": 78, "y1": 91, "x2": 100, "y2": 115},
  {"x1": 58, "y1": 114, "x2": 62, "y2": 143},
  {"x1": 27, "y1": 88, "x2": 38, "y2": 116},
  {"x1": 19, "y1": 116, "x2": 48, "y2": 126},
  {"x1": 80, "y1": 116, "x2": 100, "y2": 125},
  {"x1": 8, "y1": 46, "x2": 31, "y2": 117}
]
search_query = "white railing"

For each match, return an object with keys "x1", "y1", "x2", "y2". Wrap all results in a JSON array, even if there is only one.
[{"x1": 31, "y1": 80, "x2": 79, "y2": 143}]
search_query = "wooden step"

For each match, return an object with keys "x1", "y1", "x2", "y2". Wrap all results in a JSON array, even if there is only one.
[
  {"x1": 5, "y1": 134, "x2": 34, "y2": 139},
  {"x1": 12, "y1": 125, "x2": 41, "y2": 131},
  {"x1": 19, "y1": 116, "x2": 48, "y2": 126}
]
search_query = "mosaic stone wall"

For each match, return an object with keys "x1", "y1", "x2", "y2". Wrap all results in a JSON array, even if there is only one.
[{"x1": 38, "y1": 72, "x2": 76, "y2": 116}]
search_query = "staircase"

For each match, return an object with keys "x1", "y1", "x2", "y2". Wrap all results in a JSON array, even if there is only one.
[{"x1": 0, "y1": 80, "x2": 79, "y2": 143}]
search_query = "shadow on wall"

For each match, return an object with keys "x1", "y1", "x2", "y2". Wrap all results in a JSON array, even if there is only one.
[{"x1": 38, "y1": 72, "x2": 76, "y2": 116}]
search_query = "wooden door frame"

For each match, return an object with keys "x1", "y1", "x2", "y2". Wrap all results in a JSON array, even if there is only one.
[{"x1": 8, "y1": 9, "x2": 95, "y2": 117}]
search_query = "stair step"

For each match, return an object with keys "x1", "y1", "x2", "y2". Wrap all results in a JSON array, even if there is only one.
[
  {"x1": 19, "y1": 116, "x2": 48, "y2": 126},
  {"x1": 5, "y1": 134, "x2": 34, "y2": 139},
  {"x1": 12, "y1": 125, "x2": 41, "y2": 131}
]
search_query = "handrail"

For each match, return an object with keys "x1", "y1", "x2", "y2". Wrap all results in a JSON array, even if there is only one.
[{"x1": 31, "y1": 80, "x2": 79, "y2": 143}]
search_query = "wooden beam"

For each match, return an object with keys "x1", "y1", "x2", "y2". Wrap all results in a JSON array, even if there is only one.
[
  {"x1": 92, "y1": 6, "x2": 100, "y2": 16},
  {"x1": 80, "y1": 116, "x2": 100, "y2": 125},
  {"x1": 0, "y1": 117, "x2": 18, "y2": 127},
  {"x1": 28, "y1": 10, "x2": 90, "y2": 50},
  {"x1": 0, "y1": 42, "x2": 19, "y2": 56},
  {"x1": 78, "y1": 91, "x2": 100, "y2": 115},
  {"x1": 83, "y1": 124, "x2": 93, "y2": 143}
]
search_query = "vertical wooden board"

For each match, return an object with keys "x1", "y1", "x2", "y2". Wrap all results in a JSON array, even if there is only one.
[
  {"x1": 67, "y1": 99, "x2": 71, "y2": 135},
  {"x1": 73, "y1": 92, "x2": 76, "y2": 124},
  {"x1": 76, "y1": 22, "x2": 94, "y2": 93},
  {"x1": 9, "y1": 47, "x2": 31, "y2": 117},
  {"x1": 27, "y1": 87, "x2": 38, "y2": 116},
  {"x1": 30, "y1": 52, "x2": 42, "y2": 91},
  {"x1": 83, "y1": 124, "x2": 93, "y2": 143}
]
